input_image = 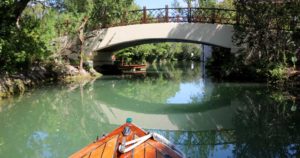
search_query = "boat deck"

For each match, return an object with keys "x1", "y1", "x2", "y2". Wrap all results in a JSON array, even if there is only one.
[{"x1": 70, "y1": 123, "x2": 182, "y2": 158}]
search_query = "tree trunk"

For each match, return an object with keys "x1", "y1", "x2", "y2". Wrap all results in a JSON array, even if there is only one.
[
  {"x1": 0, "y1": 0, "x2": 30, "y2": 27},
  {"x1": 77, "y1": 16, "x2": 89, "y2": 72}
]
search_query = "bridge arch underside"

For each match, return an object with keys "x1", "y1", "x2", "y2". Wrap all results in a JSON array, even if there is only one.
[
  {"x1": 93, "y1": 38, "x2": 231, "y2": 69},
  {"x1": 98, "y1": 38, "x2": 230, "y2": 52}
]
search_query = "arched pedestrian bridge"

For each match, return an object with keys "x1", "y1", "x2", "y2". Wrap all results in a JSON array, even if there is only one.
[
  {"x1": 93, "y1": 23, "x2": 234, "y2": 52},
  {"x1": 82, "y1": 7, "x2": 238, "y2": 67}
]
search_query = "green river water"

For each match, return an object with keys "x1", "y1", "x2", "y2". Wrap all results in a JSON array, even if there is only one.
[{"x1": 0, "y1": 62, "x2": 299, "y2": 158}]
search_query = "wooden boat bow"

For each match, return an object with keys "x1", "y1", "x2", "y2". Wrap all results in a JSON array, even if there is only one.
[{"x1": 69, "y1": 118, "x2": 184, "y2": 158}]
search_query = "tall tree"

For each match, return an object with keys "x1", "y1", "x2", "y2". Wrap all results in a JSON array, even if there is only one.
[
  {"x1": 77, "y1": 16, "x2": 89, "y2": 72},
  {"x1": 61, "y1": 0, "x2": 93, "y2": 72},
  {"x1": 0, "y1": 0, "x2": 30, "y2": 33}
]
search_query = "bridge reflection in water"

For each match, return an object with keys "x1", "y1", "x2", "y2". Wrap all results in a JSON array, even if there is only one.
[
  {"x1": 93, "y1": 100, "x2": 237, "y2": 158},
  {"x1": 95, "y1": 100, "x2": 237, "y2": 131},
  {"x1": 89, "y1": 63, "x2": 299, "y2": 157},
  {"x1": 0, "y1": 63, "x2": 298, "y2": 158}
]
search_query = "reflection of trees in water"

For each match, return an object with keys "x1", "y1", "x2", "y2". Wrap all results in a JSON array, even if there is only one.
[
  {"x1": 147, "y1": 129, "x2": 235, "y2": 158},
  {"x1": 0, "y1": 81, "x2": 114, "y2": 157},
  {"x1": 147, "y1": 61, "x2": 202, "y2": 82},
  {"x1": 115, "y1": 62, "x2": 181, "y2": 104},
  {"x1": 163, "y1": 84, "x2": 264, "y2": 157},
  {"x1": 165, "y1": 84, "x2": 300, "y2": 157},
  {"x1": 116, "y1": 76, "x2": 180, "y2": 104},
  {"x1": 177, "y1": 62, "x2": 202, "y2": 83},
  {"x1": 146, "y1": 62, "x2": 183, "y2": 82},
  {"x1": 115, "y1": 62, "x2": 203, "y2": 104},
  {"x1": 189, "y1": 83, "x2": 268, "y2": 113},
  {"x1": 233, "y1": 90, "x2": 300, "y2": 157}
]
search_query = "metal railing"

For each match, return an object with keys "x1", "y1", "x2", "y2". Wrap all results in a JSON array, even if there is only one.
[
  {"x1": 102, "y1": 6, "x2": 299, "y2": 31},
  {"x1": 106, "y1": 6, "x2": 237, "y2": 27}
]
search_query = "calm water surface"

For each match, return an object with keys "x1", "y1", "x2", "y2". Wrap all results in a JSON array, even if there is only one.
[{"x1": 0, "y1": 62, "x2": 299, "y2": 158}]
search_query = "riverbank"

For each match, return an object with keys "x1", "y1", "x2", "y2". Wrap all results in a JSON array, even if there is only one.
[
  {"x1": 0, "y1": 63, "x2": 101, "y2": 99},
  {"x1": 206, "y1": 66, "x2": 300, "y2": 87},
  {"x1": 205, "y1": 47, "x2": 300, "y2": 86}
]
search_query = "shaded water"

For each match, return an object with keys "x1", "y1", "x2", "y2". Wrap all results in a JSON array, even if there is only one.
[{"x1": 0, "y1": 62, "x2": 299, "y2": 158}]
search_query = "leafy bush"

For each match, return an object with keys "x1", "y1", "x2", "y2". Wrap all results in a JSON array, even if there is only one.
[
  {"x1": 0, "y1": 26, "x2": 50, "y2": 72},
  {"x1": 269, "y1": 64, "x2": 288, "y2": 81}
]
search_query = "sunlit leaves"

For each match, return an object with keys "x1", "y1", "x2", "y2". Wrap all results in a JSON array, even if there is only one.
[{"x1": 89, "y1": 0, "x2": 134, "y2": 28}]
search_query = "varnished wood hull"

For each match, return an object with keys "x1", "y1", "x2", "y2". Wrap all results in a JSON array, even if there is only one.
[{"x1": 69, "y1": 123, "x2": 182, "y2": 158}]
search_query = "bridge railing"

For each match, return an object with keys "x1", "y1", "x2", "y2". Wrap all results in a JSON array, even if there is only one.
[
  {"x1": 104, "y1": 6, "x2": 299, "y2": 31},
  {"x1": 108, "y1": 6, "x2": 237, "y2": 27}
]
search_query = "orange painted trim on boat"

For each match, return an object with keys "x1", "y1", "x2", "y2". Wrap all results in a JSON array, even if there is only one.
[{"x1": 69, "y1": 123, "x2": 183, "y2": 158}]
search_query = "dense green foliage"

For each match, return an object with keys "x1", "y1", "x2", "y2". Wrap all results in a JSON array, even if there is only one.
[
  {"x1": 0, "y1": 0, "x2": 136, "y2": 73},
  {"x1": 234, "y1": 1, "x2": 299, "y2": 62},
  {"x1": 0, "y1": 1, "x2": 73, "y2": 72},
  {"x1": 115, "y1": 43, "x2": 202, "y2": 64},
  {"x1": 197, "y1": 0, "x2": 217, "y2": 7},
  {"x1": 0, "y1": 1, "x2": 49, "y2": 72},
  {"x1": 217, "y1": 0, "x2": 234, "y2": 9},
  {"x1": 89, "y1": 0, "x2": 133, "y2": 28},
  {"x1": 207, "y1": 1, "x2": 300, "y2": 82},
  {"x1": 235, "y1": 1, "x2": 300, "y2": 81}
]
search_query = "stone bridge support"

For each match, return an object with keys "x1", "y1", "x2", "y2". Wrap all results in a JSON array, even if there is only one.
[{"x1": 93, "y1": 51, "x2": 115, "y2": 70}]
